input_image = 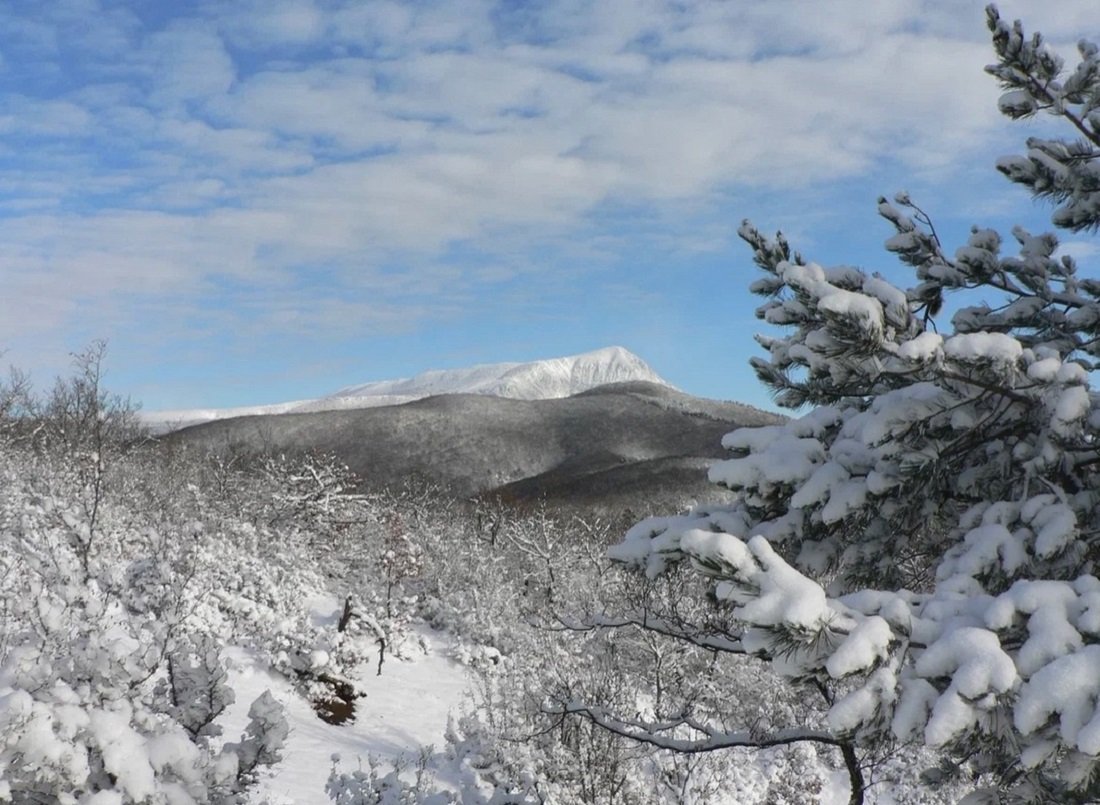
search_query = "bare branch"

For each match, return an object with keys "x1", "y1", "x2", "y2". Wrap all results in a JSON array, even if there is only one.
[
  {"x1": 555, "y1": 702, "x2": 844, "y2": 753},
  {"x1": 552, "y1": 611, "x2": 747, "y2": 655}
]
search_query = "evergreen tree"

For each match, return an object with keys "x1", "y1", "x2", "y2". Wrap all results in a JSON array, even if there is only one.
[{"x1": 571, "y1": 7, "x2": 1100, "y2": 803}]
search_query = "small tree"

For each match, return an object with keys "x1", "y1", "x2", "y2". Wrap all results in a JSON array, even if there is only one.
[
  {"x1": 569, "y1": 7, "x2": 1100, "y2": 804},
  {"x1": 379, "y1": 513, "x2": 424, "y2": 620},
  {"x1": 0, "y1": 363, "x2": 31, "y2": 441},
  {"x1": 31, "y1": 341, "x2": 146, "y2": 579}
]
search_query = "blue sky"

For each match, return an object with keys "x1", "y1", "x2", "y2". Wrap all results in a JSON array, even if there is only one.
[{"x1": 1, "y1": 0, "x2": 1098, "y2": 413}]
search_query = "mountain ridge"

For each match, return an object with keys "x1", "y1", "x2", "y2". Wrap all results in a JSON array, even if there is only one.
[
  {"x1": 144, "y1": 346, "x2": 671, "y2": 432},
  {"x1": 163, "y1": 380, "x2": 784, "y2": 510}
]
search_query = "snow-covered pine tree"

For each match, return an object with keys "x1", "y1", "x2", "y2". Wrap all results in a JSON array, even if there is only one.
[{"x1": 569, "y1": 7, "x2": 1100, "y2": 804}]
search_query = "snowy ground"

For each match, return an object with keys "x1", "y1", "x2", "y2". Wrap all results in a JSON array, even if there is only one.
[
  {"x1": 217, "y1": 600, "x2": 860, "y2": 804},
  {"x1": 220, "y1": 625, "x2": 471, "y2": 804},
  {"x1": 217, "y1": 635, "x2": 869, "y2": 805}
]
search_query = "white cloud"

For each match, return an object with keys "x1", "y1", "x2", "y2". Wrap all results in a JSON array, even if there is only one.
[
  {"x1": 0, "y1": 0, "x2": 1096, "y2": 390},
  {"x1": 1058, "y1": 240, "x2": 1100, "y2": 263},
  {"x1": 214, "y1": 0, "x2": 328, "y2": 47},
  {"x1": 142, "y1": 22, "x2": 236, "y2": 106},
  {"x1": 0, "y1": 97, "x2": 92, "y2": 136}
]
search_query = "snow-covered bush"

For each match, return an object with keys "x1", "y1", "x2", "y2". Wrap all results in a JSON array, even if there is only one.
[
  {"x1": 0, "y1": 350, "x2": 332, "y2": 802},
  {"x1": 416, "y1": 503, "x2": 621, "y2": 655},
  {"x1": 0, "y1": 440, "x2": 292, "y2": 803},
  {"x1": 576, "y1": 7, "x2": 1100, "y2": 803},
  {"x1": 435, "y1": 516, "x2": 858, "y2": 804},
  {"x1": 326, "y1": 748, "x2": 455, "y2": 805}
]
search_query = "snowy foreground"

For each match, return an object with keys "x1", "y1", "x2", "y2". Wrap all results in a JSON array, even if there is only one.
[
  {"x1": 217, "y1": 599, "x2": 868, "y2": 804},
  {"x1": 221, "y1": 618, "x2": 861, "y2": 805},
  {"x1": 3, "y1": 423, "x2": 911, "y2": 805}
]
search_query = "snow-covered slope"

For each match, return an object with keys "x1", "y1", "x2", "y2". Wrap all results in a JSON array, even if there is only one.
[
  {"x1": 330, "y1": 345, "x2": 666, "y2": 401},
  {"x1": 222, "y1": 608, "x2": 854, "y2": 805},
  {"x1": 145, "y1": 347, "x2": 671, "y2": 432},
  {"x1": 220, "y1": 621, "x2": 471, "y2": 804}
]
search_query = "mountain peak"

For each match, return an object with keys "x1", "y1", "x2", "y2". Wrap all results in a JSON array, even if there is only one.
[
  {"x1": 330, "y1": 346, "x2": 672, "y2": 401},
  {"x1": 144, "y1": 346, "x2": 673, "y2": 432}
]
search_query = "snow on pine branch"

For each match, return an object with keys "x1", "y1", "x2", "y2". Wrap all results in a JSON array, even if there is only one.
[
  {"x1": 612, "y1": 516, "x2": 1100, "y2": 761},
  {"x1": 606, "y1": 225, "x2": 1100, "y2": 795}
]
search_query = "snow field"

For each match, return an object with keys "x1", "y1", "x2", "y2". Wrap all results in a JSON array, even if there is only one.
[{"x1": 220, "y1": 626, "x2": 471, "y2": 804}]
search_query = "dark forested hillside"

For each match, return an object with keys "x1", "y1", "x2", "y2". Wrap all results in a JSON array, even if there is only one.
[{"x1": 163, "y1": 381, "x2": 782, "y2": 506}]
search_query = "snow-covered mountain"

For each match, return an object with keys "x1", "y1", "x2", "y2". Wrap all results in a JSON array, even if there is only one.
[
  {"x1": 145, "y1": 346, "x2": 671, "y2": 431},
  {"x1": 329, "y1": 345, "x2": 666, "y2": 401}
]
